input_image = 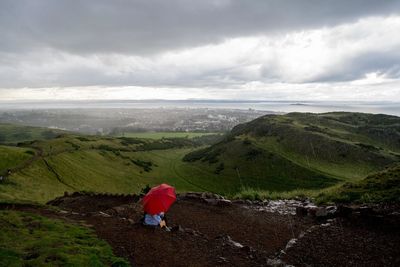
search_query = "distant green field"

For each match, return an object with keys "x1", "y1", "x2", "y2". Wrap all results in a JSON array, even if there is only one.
[{"x1": 117, "y1": 132, "x2": 219, "y2": 139}]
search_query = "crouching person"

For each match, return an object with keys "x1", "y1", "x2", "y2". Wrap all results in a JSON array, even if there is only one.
[{"x1": 143, "y1": 212, "x2": 170, "y2": 230}]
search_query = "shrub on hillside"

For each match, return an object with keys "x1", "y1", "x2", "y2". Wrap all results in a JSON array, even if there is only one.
[
  {"x1": 41, "y1": 130, "x2": 58, "y2": 139},
  {"x1": 131, "y1": 159, "x2": 153, "y2": 172}
]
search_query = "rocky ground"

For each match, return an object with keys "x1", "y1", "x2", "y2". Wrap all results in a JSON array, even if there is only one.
[{"x1": 2, "y1": 192, "x2": 400, "y2": 266}]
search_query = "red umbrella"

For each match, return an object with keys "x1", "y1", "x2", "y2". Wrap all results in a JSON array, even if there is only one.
[{"x1": 142, "y1": 183, "x2": 176, "y2": 215}]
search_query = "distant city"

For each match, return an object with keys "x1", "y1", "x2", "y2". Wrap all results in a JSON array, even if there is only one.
[
  {"x1": 1, "y1": 99, "x2": 399, "y2": 135},
  {"x1": 0, "y1": 107, "x2": 270, "y2": 135}
]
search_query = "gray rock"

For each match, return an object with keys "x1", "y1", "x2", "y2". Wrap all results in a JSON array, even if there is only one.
[
  {"x1": 285, "y1": 238, "x2": 297, "y2": 249},
  {"x1": 226, "y1": 235, "x2": 244, "y2": 248}
]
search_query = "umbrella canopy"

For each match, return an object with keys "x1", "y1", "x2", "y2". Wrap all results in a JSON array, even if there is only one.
[{"x1": 142, "y1": 183, "x2": 176, "y2": 215}]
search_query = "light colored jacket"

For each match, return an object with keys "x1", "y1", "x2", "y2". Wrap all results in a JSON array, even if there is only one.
[{"x1": 144, "y1": 213, "x2": 162, "y2": 226}]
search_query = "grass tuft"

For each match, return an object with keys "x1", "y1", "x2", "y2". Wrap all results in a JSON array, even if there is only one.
[{"x1": 232, "y1": 186, "x2": 319, "y2": 201}]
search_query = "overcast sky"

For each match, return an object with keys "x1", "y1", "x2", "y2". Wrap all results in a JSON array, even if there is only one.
[{"x1": 1, "y1": 0, "x2": 400, "y2": 101}]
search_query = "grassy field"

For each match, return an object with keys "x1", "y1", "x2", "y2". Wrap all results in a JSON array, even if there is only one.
[
  {"x1": 116, "y1": 131, "x2": 219, "y2": 139},
  {"x1": 0, "y1": 210, "x2": 128, "y2": 266}
]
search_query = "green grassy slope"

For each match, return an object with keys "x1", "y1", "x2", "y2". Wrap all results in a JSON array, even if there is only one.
[
  {"x1": 317, "y1": 164, "x2": 400, "y2": 204},
  {"x1": 0, "y1": 145, "x2": 34, "y2": 175},
  {"x1": 0, "y1": 134, "x2": 212, "y2": 203},
  {"x1": 0, "y1": 210, "x2": 128, "y2": 266},
  {"x1": 116, "y1": 131, "x2": 220, "y2": 139},
  {"x1": 183, "y1": 112, "x2": 399, "y2": 197},
  {"x1": 183, "y1": 138, "x2": 338, "y2": 192}
]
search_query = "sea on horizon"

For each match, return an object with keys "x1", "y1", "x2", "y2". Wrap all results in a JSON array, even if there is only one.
[{"x1": 0, "y1": 100, "x2": 399, "y2": 117}]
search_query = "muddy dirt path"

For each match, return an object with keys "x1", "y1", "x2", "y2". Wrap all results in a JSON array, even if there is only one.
[{"x1": 2, "y1": 194, "x2": 400, "y2": 266}]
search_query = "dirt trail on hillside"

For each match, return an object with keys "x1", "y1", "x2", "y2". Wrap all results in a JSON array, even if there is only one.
[
  {"x1": 3, "y1": 146, "x2": 43, "y2": 177},
  {"x1": 2, "y1": 194, "x2": 400, "y2": 266}
]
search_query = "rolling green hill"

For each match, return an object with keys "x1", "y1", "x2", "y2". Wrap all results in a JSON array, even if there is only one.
[
  {"x1": 1, "y1": 112, "x2": 399, "y2": 204},
  {"x1": 0, "y1": 134, "x2": 206, "y2": 203},
  {"x1": 0, "y1": 131, "x2": 229, "y2": 203},
  {"x1": 184, "y1": 112, "x2": 400, "y2": 193}
]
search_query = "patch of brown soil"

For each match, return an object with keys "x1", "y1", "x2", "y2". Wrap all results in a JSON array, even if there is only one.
[
  {"x1": 283, "y1": 221, "x2": 400, "y2": 267},
  {"x1": 168, "y1": 199, "x2": 308, "y2": 254}
]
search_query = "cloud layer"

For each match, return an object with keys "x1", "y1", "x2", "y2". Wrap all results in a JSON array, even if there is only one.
[{"x1": 0, "y1": 0, "x2": 400, "y2": 100}]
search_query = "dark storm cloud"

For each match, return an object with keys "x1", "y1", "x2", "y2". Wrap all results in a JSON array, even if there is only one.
[
  {"x1": 1, "y1": 0, "x2": 400, "y2": 96},
  {"x1": 1, "y1": 0, "x2": 399, "y2": 55}
]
